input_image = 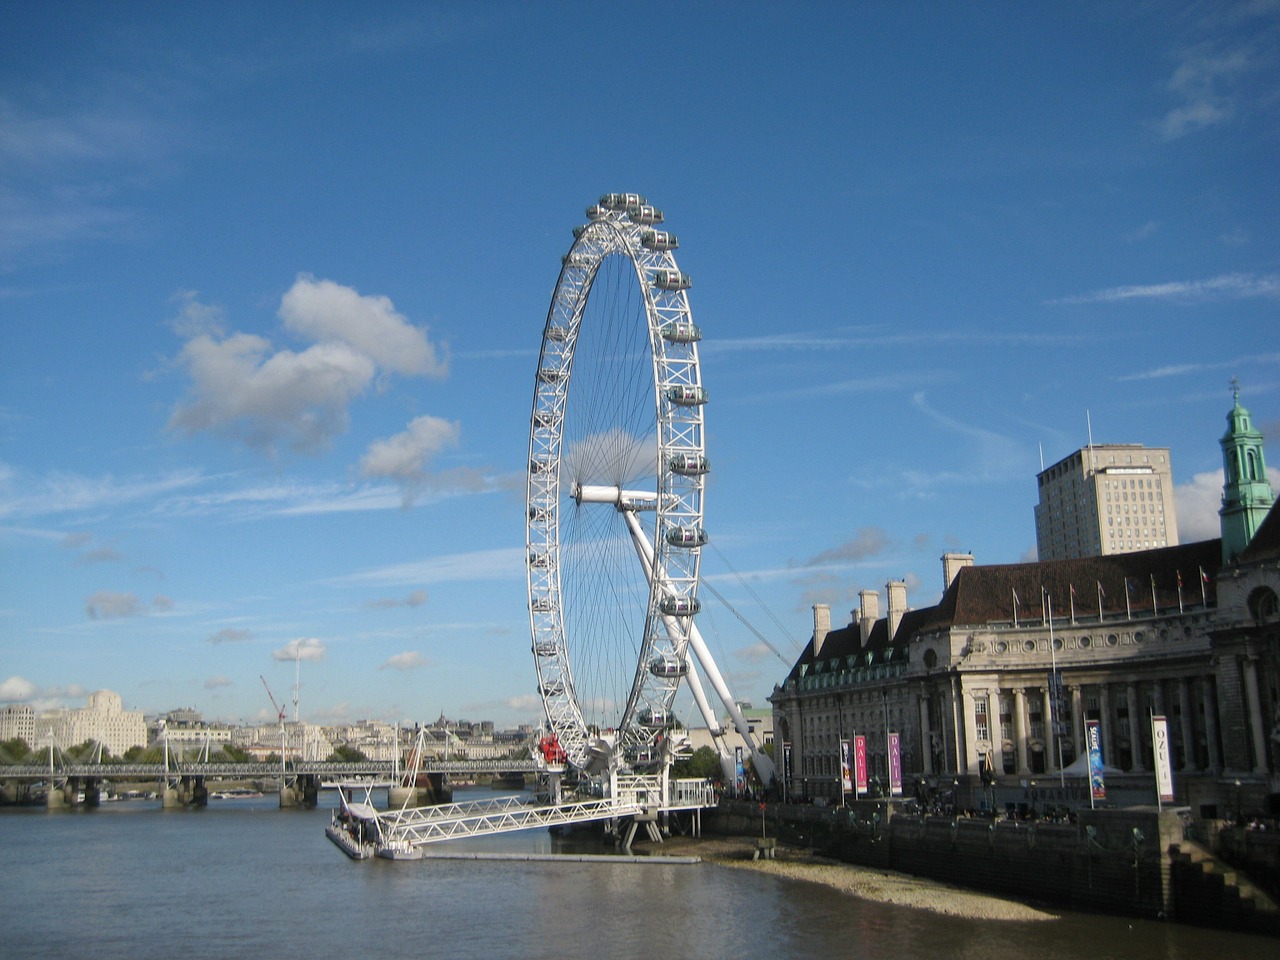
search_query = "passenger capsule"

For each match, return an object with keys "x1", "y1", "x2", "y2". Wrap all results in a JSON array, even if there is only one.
[
  {"x1": 539, "y1": 680, "x2": 565, "y2": 697},
  {"x1": 666, "y1": 384, "x2": 708, "y2": 406},
  {"x1": 626, "y1": 747, "x2": 657, "y2": 766},
  {"x1": 531, "y1": 597, "x2": 553, "y2": 612},
  {"x1": 562, "y1": 252, "x2": 591, "y2": 267},
  {"x1": 659, "y1": 595, "x2": 701, "y2": 616},
  {"x1": 668, "y1": 453, "x2": 709, "y2": 476},
  {"x1": 652, "y1": 269, "x2": 691, "y2": 291},
  {"x1": 586, "y1": 204, "x2": 610, "y2": 220},
  {"x1": 537, "y1": 367, "x2": 565, "y2": 384},
  {"x1": 572, "y1": 225, "x2": 587, "y2": 239},
  {"x1": 637, "y1": 709, "x2": 670, "y2": 729},
  {"x1": 600, "y1": 192, "x2": 646, "y2": 210},
  {"x1": 545, "y1": 325, "x2": 569, "y2": 341},
  {"x1": 528, "y1": 505, "x2": 551, "y2": 522},
  {"x1": 533, "y1": 640, "x2": 558, "y2": 656},
  {"x1": 528, "y1": 551, "x2": 549, "y2": 568},
  {"x1": 649, "y1": 656, "x2": 688, "y2": 678},
  {"x1": 660, "y1": 320, "x2": 701, "y2": 343},
  {"x1": 640, "y1": 230, "x2": 678, "y2": 251},
  {"x1": 665, "y1": 525, "x2": 708, "y2": 548},
  {"x1": 627, "y1": 204, "x2": 664, "y2": 225},
  {"x1": 529, "y1": 457, "x2": 554, "y2": 475},
  {"x1": 532, "y1": 411, "x2": 558, "y2": 430}
]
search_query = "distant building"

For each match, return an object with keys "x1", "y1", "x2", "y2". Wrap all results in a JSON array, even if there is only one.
[
  {"x1": 35, "y1": 690, "x2": 147, "y2": 757},
  {"x1": 1219, "y1": 384, "x2": 1274, "y2": 563},
  {"x1": 1034, "y1": 443, "x2": 1177, "y2": 561},
  {"x1": 0, "y1": 704, "x2": 36, "y2": 746}
]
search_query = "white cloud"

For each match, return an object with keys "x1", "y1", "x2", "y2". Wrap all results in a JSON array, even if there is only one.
[
  {"x1": 379, "y1": 651, "x2": 427, "y2": 670},
  {"x1": 85, "y1": 590, "x2": 142, "y2": 619},
  {"x1": 805, "y1": 527, "x2": 891, "y2": 566},
  {"x1": 204, "y1": 676, "x2": 233, "y2": 690},
  {"x1": 169, "y1": 331, "x2": 376, "y2": 456},
  {"x1": 1051, "y1": 273, "x2": 1280, "y2": 306},
  {"x1": 332, "y1": 547, "x2": 524, "y2": 587},
  {"x1": 279, "y1": 276, "x2": 447, "y2": 378},
  {"x1": 1160, "y1": 47, "x2": 1249, "y2": 140},
  {"x1": 273, "y1": 637, "x2": 327, "y2": 662},
  {"x1": 0, "y1": 675, "x2": 37, "y2": 701},
  {"x1": 360, "y1": 415, "x2": 460, "y2": 489},
  {"x1": 209, "y1": 627, "x2": 253, "y2": 644}
]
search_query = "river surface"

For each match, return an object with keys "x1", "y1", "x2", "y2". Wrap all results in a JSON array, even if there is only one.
[{"x1": 1, "y1": 787, "x2": 1273, "y2": 959}]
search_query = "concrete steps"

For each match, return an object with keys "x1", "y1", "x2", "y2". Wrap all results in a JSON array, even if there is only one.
[{"x1": 1168, "y1": 841, "x2": 1280, "y2": 935}]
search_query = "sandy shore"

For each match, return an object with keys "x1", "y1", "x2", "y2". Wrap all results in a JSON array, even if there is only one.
[{"x1": 663, "y1": 835, "x2": 1058, "y2": 921}]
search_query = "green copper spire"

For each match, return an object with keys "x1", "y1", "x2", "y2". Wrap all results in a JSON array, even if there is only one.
[{"x1": 1220, "y1": 378, "x2": 1274, "y2": 562}]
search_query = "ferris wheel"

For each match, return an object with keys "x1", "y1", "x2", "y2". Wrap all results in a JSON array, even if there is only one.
[{"x1": 526, "y1": 194, "x2": 773, "y2": 785}]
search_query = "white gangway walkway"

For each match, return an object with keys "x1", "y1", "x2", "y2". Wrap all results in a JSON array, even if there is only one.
[{"x1": 339, "y1": 776, "x2": 717, "y2": 860}]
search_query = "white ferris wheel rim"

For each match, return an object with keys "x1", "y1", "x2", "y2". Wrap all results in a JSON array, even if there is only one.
[{"x1": 525, "y1": 194, "x2": 707, "y2": 774}]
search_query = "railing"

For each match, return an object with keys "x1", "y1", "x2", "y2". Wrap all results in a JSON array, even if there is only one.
[{"x1": 0, "y1": 757, "x2": 545, "y2": 781}]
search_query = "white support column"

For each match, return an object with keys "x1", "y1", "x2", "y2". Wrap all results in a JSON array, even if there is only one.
[
  {"x1": 1242, "y1": 657, "x2": 1268, "y2": 776},
  {"x1": 1041, "y1": 686, "x2": 1055, "y2": 772},
  {"x1": 919, "y1": 694, "x2": 933, "y2": 776},
  {"x1": 1013, "y1": 688, "x2": 1029, "y2": 775},
  {"x1": 1178, "y1": 678, "x2": 1196, "y2": 772}
]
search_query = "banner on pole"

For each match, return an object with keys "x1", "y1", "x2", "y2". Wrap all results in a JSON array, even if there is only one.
[
  {"x1": 782, "y1": 741, "x2": 793, "y2": 799},
  {"x1": 854, "y1": 735, "x2": 868, "y2": 795},
  {"x1": 1086, "y1": 720, "x2": 1106, "y2": 801},
  {"x1": 888, "y1": 732, "x2": 902, "y2": 796},
  {"x1": 735, "y1": 746, "x2": 744, "y2": 797},
  {"x1": 839, "y1": 739, "x2": 853, "y2": 793},
  {"x1": 1152, "y1": 715, "x2": 1174, "y2": 804}
]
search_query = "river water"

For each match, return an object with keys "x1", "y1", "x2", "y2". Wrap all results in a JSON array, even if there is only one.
[{"x1": 1, "y1": 788, "x2": 1273, "y2": 959}]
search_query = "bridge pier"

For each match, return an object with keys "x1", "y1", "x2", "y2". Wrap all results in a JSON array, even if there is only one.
[
  {"x1": 161, "y1": 775, "x2": 208, "y2": 808},
  {"x1": 278, "y1": 774, "x2": 320, "y2": 808}
]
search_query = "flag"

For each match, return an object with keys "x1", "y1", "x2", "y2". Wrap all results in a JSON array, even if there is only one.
[
  {"x1": 1096, "y1": 580, "x2": 1106, "y2": 621},
  {"x1": 1150, "y1": 573, "x2": 1159, "y2": 616},
  {"x1": 1012, "y1": 587, "x2": 1020, "y2": 627},
  {"x1": 1069, "y1": 584, "x2": 1077, "y2": 625},
  {"x1": 1199, "y1": 566, "x2": 1209, "y2": 606},
  {"x1": 1176, "y1": 570, "x2": 1184, "y2": 614}
]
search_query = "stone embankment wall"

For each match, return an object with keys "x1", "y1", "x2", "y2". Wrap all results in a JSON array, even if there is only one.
[{"x1": 709, "y1": 800, "x2": 1277, "y2": 936}]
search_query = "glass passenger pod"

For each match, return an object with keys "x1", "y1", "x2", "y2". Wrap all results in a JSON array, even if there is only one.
[
  {"x1": 665, "y1": 525, "x2": 708, "y2": 548},
  {"x1": 545, "y1": 325, "x2": 569, "y2": 341},
  {"x1": 537, "y1": 367, "x2": 565, "y2": 384},
  {"x1": 660, "y1": 320, "x2": 701, "y2": 343},
  {"x1": 531, "y1": 411, "x2": 558, "y2": 430},
  {"x1": 640, "y1": 230, "x2": 678, "y2": 251},
  {"x1": 530, "y1": 596, "x2": 554, "y2": 612},
  {"x1": 652, "y1": 269, "x2": 691, "y2": 291},
  {"x1": 529, "y1": 457, "x2": 554, "y2": 475},
  {"x1": 666, "y1": 384, "x2": 708, "y2": 406},
  {"x1": 528, "y1": 505, "x2": 552, "y2": 523},
  {"x1": 626, "y1": 747, "x2": 657, "y2": 766},
  {"x1": 533, "y1": 639, "x2": 558, "y2": 657},
  {"x1": 572, "y1": 225, "x2": 587, "y2": 239},
  {"x1": 600, "y1": 192, "x2": 647, "y2": 210},
  {"x1": 586, "y1": 204, "x2": 610, "y2": 220},
  {"x1": 659, "y1": 595, "x2": 701, "y2": 616},
  {"x1": 627, "y1": 204, "x2": 664, "y2": 225},
  {"x1": 649, "y1": 656, "x2": 688, "y2": 678},
  {"x1": 539, "y1": 680, "x2": 565, "y2": 697},
  {"x1": 669, "y1": 453, "x2": 709, "y2": 476},
  {"x1": 637, "y1": 709, "x2": 670, "y2": 729},
  {"x1": 562, "y1": 252, "x2": 592, "y2": 267},
  {"x1": 528, "y1": 550, "x2": 549, "y2": 568}
]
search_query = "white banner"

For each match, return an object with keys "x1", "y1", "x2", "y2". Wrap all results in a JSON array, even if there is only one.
[{"x1": 1151, "y1": 715, "x2": 1174, "y2": 804}]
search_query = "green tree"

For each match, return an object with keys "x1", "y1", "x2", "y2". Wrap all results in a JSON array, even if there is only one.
[
  {"x1": 217, "y1": 744, "x2": 251, "y2": 763},
  {"x1": 326, "y1": 744, "x2": 369, "y2": 762},
  {"x1": 0, "y1": 737, "x2": 32, "y2": 764},
  {"x1": 672, "y1": 745, "x2": 722, "y2": 779}
]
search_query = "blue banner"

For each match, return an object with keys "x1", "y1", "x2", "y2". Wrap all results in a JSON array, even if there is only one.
[{"x1": 1086, "y1": 719, "x2": 1105, "y2": 801}]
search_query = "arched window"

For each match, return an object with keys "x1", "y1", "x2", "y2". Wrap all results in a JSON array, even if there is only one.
[{"x1": 1246, "y1": 586, "x2": 1279, "y2": 626}]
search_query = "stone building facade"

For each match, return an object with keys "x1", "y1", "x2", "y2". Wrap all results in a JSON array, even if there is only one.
[{"x1": 772, "y1": 396, "x2": 1279, "y2": 817}]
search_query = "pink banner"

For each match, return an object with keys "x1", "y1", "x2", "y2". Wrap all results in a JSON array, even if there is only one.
[
  {"x1": 888, "y1": 732, "x2": 902, "y2": 796},
  {"x1": 854, "y1": 735, "x2": 868, "y2": 795}
]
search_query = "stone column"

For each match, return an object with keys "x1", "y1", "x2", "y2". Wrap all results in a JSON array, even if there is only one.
[
  {"x1": 1201, "y1": 677, "x2": 1222, "y2": 772},
  {"x1": 1127, "y1": 682, "x2": 1145, "y2": 772},
  {"x1": 1041, "y1": 686, "x2": 1056, "y2": 772},
  {"x1": 1013, "y1": 687, "x2": 1029, "y2": 775},
  {"x1": 1178, "y1": 679, "x2": 1195, "y2": 772},
  {"x1": 919, "y1": 693, "x2": 933, "y2": 776},
  {"x1": 1242, "y1": 657, "x2": 1269, "y2": 776},
  {"x1": 1071, "y1": 685, "x2": 1084, "y2": 758},
  {"x1": 962, "y1": 689, "x2": 981, "y2": 778},
  {"x1": 1099, "y1": 684, "x2": 1115, "y2": 766}
]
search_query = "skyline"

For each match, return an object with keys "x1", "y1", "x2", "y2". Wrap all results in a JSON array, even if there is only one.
[{"x1": 2, "y1": 3, "x2": 1277, "y2": 728}]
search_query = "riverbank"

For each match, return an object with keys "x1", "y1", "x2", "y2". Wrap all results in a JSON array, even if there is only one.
[{"x1": 664, "y1": 835, "x2": 1057, "y2": 921}]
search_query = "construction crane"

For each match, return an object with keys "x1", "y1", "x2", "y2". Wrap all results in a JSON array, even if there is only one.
[{"x1": 260, "y1": 675, "x2": 288, "y2": 774}]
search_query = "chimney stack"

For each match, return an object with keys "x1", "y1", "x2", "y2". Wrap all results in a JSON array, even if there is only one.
[
  {"x1": 858, "y1": 589, "x2": 879, "y2": 645},
  {"x1": 942, "y1": 553, "x2": 974, "y2": 592},
  {"x1": 812, "y1": 603, "x2": 831, "y2": 658},
  {"x1": 886, "y1": 580, "x2": 907, "y2": 639}
]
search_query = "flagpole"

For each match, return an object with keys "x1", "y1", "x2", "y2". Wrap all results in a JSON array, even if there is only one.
[
  {"x1": 1151, "y1": 574, "x2": 1158, "y2": 617},
  {"x1": 1069, "y1": 585, "x2": 1076, "y2": 626},
  {"x1": 1097, "y1": 581, "x2": 1104, "y2": 622},
  {"x1": 1012, "y1": 588, "x2": 1019, "y2": 628},
  {"x1": 1176, "y1": 571, "x2": 1183, "y2": 614},
  {"x1": 1046, "y1": 592, "x2": 1065, "y2": 789},
  {"x1": 1199, "y1": 567, "x2": 1207, "y2": 607},
  {"x1": 1125, "y1": 579, "x2": 1131, "y2": 620}
]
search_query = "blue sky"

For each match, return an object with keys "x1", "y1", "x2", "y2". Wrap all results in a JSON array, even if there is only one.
[{"x1": 2, "y1": 2, "x2": 1277, "y2": 730}]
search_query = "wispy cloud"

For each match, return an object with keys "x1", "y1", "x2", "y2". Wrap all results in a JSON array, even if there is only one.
[
  {"x1": 1049, "y1": 273, "x2": 1280, "y2": 306},
  {"x1": 705, "y1": 328, "x2": 1084, "y2": 354},
  {"x1": 330, "y1": 547, "x2": 525, "y2": 587},
  {"x1": 1116, "y1": 351, "x2": 1280, "y2": 382}
]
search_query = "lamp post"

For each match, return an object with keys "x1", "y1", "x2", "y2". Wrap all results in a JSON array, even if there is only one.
[{"x1": 1234, "y1": 778, "x2": 1242, "y2": 822}]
